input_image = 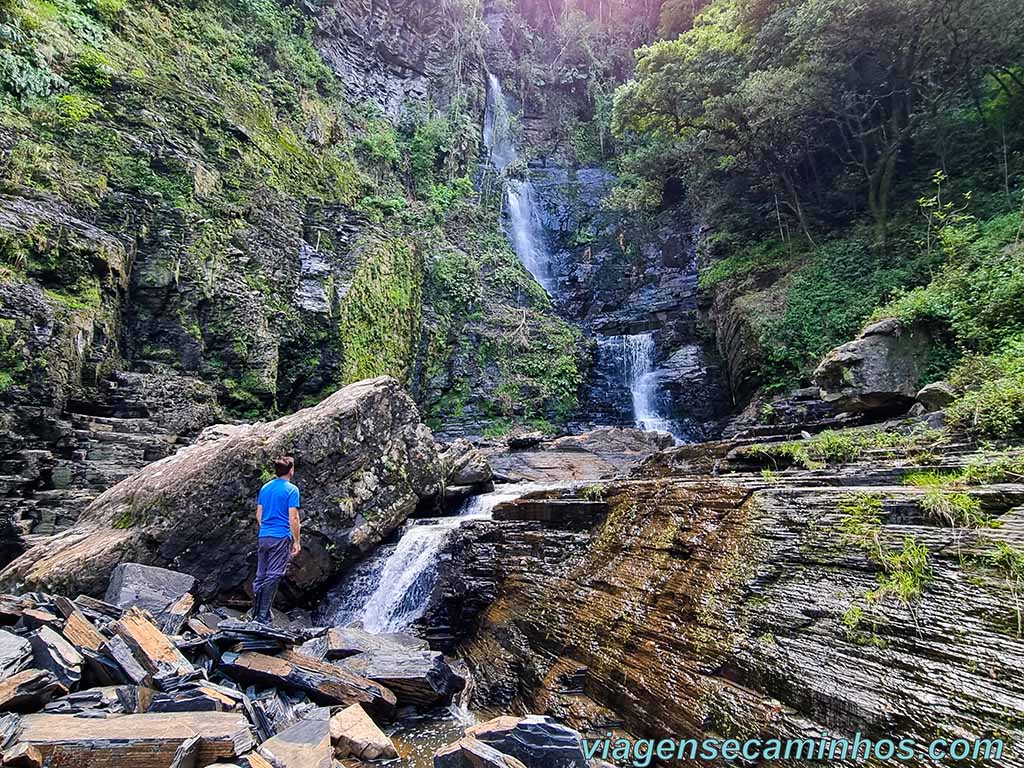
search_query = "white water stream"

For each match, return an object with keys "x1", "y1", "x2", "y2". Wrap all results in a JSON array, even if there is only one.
[
  {"x1": 484, "y1": 72, "x2": 556, "y2": 294},
  {"x1": 319, "y1": 485, "x2": 548, "y2": 633}
]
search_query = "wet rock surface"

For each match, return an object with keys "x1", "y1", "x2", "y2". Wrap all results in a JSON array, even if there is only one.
[
  {"x1": 484, "y1": 427, "x2": 673, "y2": 483},
  {"x1": 447, "y1": 431, "x2": 1024, "y2": 764}
]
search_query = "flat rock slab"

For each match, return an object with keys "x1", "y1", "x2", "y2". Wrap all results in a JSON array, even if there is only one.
[
  {"x1": 466, "y1": 716, "x2": 586, "y2": 768},
  {"x1": 434, "y1": 737, "x2": 527, "y2": 768},
  {"x1": 259, "y1": 718, "x2": 332, "y2": 768},
  {"x1": 340, "y1": 650, "x2": 464, "y2": 708},
  {"x1": 19, "y1": 712, "x2": 254, "y2": 766},
  {"x1": 330, "y1": 703, "x2": 397, "y2": 760},
  {"x1": 27, "y1": 627, "x2": 82, "y2": 690},
  {"x1": 105, "y1": 563, "x2": 196, "y2": 620},
  {"x1": 220, "y1": 650, "x2": 395, "y2": 718},
  {"x1": 325, "y1": 627, "x2": 429, "y2": 660},
  {"x1": 0, "y1": 670, "x2": 64, "y2": 713},
  {"x1": 0, "y1": 631, "x2": 30, "y2": 679}
]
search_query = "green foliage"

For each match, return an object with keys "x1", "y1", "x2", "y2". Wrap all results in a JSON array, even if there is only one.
[
  {"x1": 0, "y1": 319, "x2": 26, "y2": 393},
  {"x1": 838, "y1": 492, "x2": 932, "y2": 637},
  {"x1": 751, "y1": 427, "x2": 941, "y2": 469},
  {"x1": 919, "y1": 488, "x2": 993, "y2": 529},
  {"x1": 579, "y1": 484, "x2": 606, "y2": 501},
  {"x1": 946, "y1": 335, "x2": 1024, "y2": 438},
  {"x1": 338, "y1": 236, "x2": 423, "y2": 385},
  {"x1": 82, "y1": 0, "x2": 126, "y2": 23},
  {"x1": 69, "y1": 47, "x2": 116, "y2": 90},
  {"x1": 868, "y1": 537, "x2": 933, "y2": 607}
]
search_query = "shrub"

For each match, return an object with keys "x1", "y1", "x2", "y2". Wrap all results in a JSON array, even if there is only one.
[
  {"x1": 947, "y1": 336, "x2": 1024, "y2": 438},
  {"x1": 69, "y1": 47, "x2": 116, "y2": 90}
]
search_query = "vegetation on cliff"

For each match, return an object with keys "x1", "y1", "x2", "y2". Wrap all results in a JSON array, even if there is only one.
[
  {"x1": 0, "y1": 0, "x2": 585, "y2": 430},
  {"x1": 611, "y1": 0, "x2": 1024, "y2": 430}
]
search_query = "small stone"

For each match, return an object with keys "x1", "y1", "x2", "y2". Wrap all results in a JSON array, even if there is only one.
[{"x1": 916, "y1": 380, "x2": 956, "y2": 412}]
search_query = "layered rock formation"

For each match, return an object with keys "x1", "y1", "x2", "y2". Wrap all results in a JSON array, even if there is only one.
[
  {"x1": 0, "y1": 378, "x2": 445, "y2": 602},
  {"x1": 440, "y1": 429, "x2": 1024, "y2": 763}
]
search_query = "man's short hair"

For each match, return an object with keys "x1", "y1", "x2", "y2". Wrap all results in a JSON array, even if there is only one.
[{"x1": 273, "y1": 456, "x2": 295, "y2": 477}]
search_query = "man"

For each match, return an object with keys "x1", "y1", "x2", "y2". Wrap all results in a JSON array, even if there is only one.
[{"x1": 252, "y1": 455, "x2": 301, "y2": 625}]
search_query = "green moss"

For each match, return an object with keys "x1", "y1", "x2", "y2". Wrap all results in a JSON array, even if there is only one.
[
  {"x1": 339, "y1": 235, "x2": 423, "y2": 385},
  {"x1": 0, "y1": 319, "x2": 27, "y2": 393}
]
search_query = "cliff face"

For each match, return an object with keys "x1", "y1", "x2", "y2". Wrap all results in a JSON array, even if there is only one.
[
  {"x1": 446, "y1": 434, "x2": 1024, "y2": 764},
  {"x1": 0, "y1": 0, "x2": 586, "y2": 545}
]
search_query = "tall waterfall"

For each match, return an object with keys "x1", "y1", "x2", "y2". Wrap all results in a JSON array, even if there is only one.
[
  {"x1": 317, "y1": 485, "x2": 544, "y2": 633},
  {"x1": 483, "y1": 73, "x2": 556, "y2": 294}
]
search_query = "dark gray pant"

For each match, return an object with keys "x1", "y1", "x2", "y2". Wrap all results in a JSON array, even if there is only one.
[{"x1": 252, "y1": 536, "x2": 292, "y2": 623}]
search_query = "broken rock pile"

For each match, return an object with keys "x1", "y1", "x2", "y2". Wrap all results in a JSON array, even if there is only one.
[{"x1": 0, "y1": 563, "x2": 465, "y2": 767}]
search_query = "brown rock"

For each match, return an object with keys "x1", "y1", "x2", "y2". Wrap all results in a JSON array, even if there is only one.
[
  {"x1": 112, "y1": 608, "x2": 193, "y2": 689},
  {"x1": 259, "y1": 718, "x2": 332, "y2": 768},
  {"x1": 52, "y1": 597, "x2": 105, "y2": 653},
  {"x1": 219, "y1": 650, "x2": 395, "y2": 718},
  {"x1": 1, "y1": 742, "x2": 41, "y2": 767},
  {"x1": 18, "y1": 712, "x2": 254, "y2": 766},
  {"x1": 0, "y1": 670, "x2": 64, "y2": 713},
  {"x1": 329, "y1": 703, "x2": 398, "y2": 760}
]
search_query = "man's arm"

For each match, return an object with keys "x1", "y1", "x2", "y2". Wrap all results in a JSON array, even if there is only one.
[
  {"x1": 256, "y1": 504, "x2": 263, "y2": 527},
  {"x1": 289, "y1": 507, "x2": 301, "y2": 557}
]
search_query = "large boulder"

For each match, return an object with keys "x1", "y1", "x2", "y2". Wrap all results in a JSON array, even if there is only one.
[
  {"x1": 105, "y1": 563, "x2": 196, "y2": 615},
  {"x1": 435, "y1": 737, "x2": 527, "y2": 768},
  {"x1": 339, "y1": 649, "x2": 465, "y2": 708},
  {"x1": 813, "y1": 319, "x2": 933, "y2": 414},
  {"x1": 0, "y1": 378, "x2": 444, "y2": 601},
  {"x1": 466, "y1": 716, "x2": 587, "y2": 768}
]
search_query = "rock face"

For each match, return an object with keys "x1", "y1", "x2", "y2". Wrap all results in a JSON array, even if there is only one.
[
  {"x1": 452, "y1": 434, "x2": 1024, "y2": 760},
  {"x1": 0, "y1": 378, "x2": 443, "y2": 601},
  {"x1": 105, "y1": 563, "x2": 197, "y2": 616},
  {"x1": 485, "y1": 428, "x2": 673, "y2": 483},
  {"x1": 813, "y1": 319, "x2": 933, "y2": 413}
]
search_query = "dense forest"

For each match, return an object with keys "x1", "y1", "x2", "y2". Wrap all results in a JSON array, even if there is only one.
[{"x1": 608, "y1": 0, "x2": 1024, "y2": 436}]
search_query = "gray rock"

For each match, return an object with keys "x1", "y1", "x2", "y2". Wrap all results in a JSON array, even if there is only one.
[
  {"x1": 105, "y1": 563, "x2": 197, "y2": 616},
  {"x1": 467, "y1": 716, "x2": 587, "y2": 768},
  {"x1": 916, "y1": 380, "x2": 956, "y2": 412},
  {"x1": 0, "y1": 630, "x2": 31, "y2": 679},
  {"x1": 339, "y1": 649, "x2": 465, "y2": 708},
  {"x1": 435, "y1": 736, "x2": 527, "y2": 768},
  {"x1": 813, "y1": 318, "x2": 933, "y2": 413},
  {"x1": 0, "y1": 378, "x2": 444, "y2": 602},
  {"x1": 27, "y1": 626, "x2": 82, "y2": 690},
  {"x1": 442, "y1": 439, "x2": 494, "y2": 487},
  {"x1": 324, "y1": 626, "x2": 429, "y2": 660}
]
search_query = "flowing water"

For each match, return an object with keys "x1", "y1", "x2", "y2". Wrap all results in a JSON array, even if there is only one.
[
  {"x1": 484, "y1": 73, "x2": 556, "y2": 294},
  {"x1": 317, "y1": 485, "x2": 549, "y2": 632}
]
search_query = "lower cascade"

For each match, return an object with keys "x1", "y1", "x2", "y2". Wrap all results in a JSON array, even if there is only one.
[{"x1": 317, "y1": 485, "x2": 545, "y2": 633}]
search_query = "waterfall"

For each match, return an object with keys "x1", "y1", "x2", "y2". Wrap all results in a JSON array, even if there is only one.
[
  {"x1": 483, "y1": 73, "x2": 556, "y2": 294},
  {"x1": 317, "y1": 485, "x2": 545, "y2": 633},
  {"x1": 614, "y1": 332, "x2": 683, "y2": 440}
]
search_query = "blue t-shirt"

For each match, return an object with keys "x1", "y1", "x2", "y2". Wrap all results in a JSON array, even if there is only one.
[{"x1": 258, "y1": 478, "x2": 300, "y2": 539}]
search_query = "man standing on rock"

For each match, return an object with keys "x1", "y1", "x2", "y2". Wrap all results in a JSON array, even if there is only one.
[{"x1": 252, "y1": 456, "x2": 301, "y2": 625}]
